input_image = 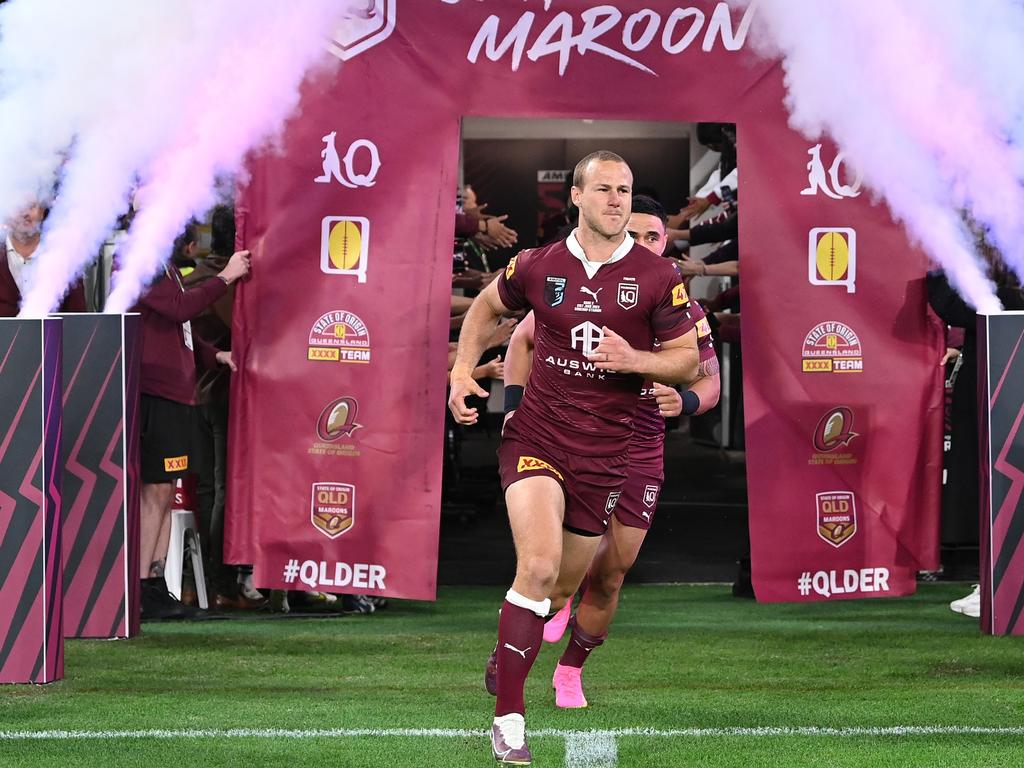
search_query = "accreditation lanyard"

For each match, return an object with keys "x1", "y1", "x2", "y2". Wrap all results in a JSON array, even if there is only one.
[{"x1": 165, "y1": 265, "x2": 193, "y2": 352}]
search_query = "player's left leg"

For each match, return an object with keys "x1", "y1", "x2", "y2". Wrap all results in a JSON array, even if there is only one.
[{"x1": 553, "y1": 516, "x2": 647, "y2": 708}]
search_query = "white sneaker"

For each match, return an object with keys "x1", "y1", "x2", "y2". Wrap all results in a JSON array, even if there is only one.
[{"x1": 950, "y1": 585, "x2": 980, "y2": 618}]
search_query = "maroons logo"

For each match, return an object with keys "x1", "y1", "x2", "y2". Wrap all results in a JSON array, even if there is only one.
[
  {"x1": 328, "y1": 0, "x2": 396, "y2": 62},
  {"x1": 813, "y1": 407, "x2": 858, "y2": 452},
  {"x1": 316, "y1": 397, "x2": 363, "y2": 441},
  {"x1": 308, "y1": 310, "x2": 371, "y2": 364},
  {"x1": 311, "y1": 482, "x2": 356, "y2": 539},
  {"x1": 801, "y1": 321, "x2": 862, "y2": 374},
  {"x1": 816, "y1": 491, "x2": 856, "y2": 548}
]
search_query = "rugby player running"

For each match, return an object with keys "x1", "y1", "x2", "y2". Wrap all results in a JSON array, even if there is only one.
[
  {"x1": 500, "y1": 194, "x2": 721, "y2": 710},
  {"x1": 448, "y1": 151, "x2": 699, "y2": 765}
]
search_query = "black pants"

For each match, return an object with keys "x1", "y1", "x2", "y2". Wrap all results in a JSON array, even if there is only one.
[{"x1": 193, "y1": 399, "x2": 234, "y2": 590}]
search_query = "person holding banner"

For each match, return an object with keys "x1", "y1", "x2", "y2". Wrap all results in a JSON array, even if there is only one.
[
  {"x1": 133, "y1": 229, "x2": 250, "y2": 620},
  {"x1": 498, "y1": 195, "x2": 720, "y2": 710},
  {"x1": 448, "y1": 151, "x2": 699, "y2": 765}
]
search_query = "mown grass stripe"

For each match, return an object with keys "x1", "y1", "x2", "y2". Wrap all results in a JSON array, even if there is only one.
[{"x1": 3, "y1": 725, "x2": 1024, "y2": 741}]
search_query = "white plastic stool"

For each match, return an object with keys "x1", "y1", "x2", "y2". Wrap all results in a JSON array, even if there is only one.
[{"x1": 163, "y1": 509, "x2": 209, "y2": 609}]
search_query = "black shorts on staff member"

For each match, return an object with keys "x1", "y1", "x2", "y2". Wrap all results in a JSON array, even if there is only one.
[{"x1": 140, "y1": 394, "x2": 195, "y2": 484}]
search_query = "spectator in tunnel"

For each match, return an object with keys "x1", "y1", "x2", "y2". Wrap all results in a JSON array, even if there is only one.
[{"x1": 1, "y1": 199, "x2": 87, "y2": 315}]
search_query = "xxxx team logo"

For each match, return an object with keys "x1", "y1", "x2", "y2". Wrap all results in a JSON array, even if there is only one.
[
  {"x1": 311, "y1": 482, "x2": 356, "y2": 539},
  {"x1": 308, "y1": 310, "x2": 371, "y2": 364},
  {"x1": 505, "y1": 255, "x2": 518, "y2": 280},
  {"x1": 328, "y1": 0, "x2": 396, "y2": 61},
  {"x1": 517, "y1": 456, "x2": 564, "y2": 481},
  {"x1": 321, "y1": 216, "x2": 370, "y2": 283},
  {"x1": 801, "y1": 321, "x2": 863, "y2": 374},
  {"x1": 816, "y1": 491, "x2": 857, "y2": 548},
  {"x1": 810, "y1": 406, "x2": 859, "y2": 466}
]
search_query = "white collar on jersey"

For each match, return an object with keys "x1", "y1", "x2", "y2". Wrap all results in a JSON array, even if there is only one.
[{"x1": 565, "y1": 228, "x2": 634, "y2": 280}]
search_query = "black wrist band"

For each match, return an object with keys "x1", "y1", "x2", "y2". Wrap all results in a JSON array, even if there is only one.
[
  {"x1": 681, "y1": 389, "x2": 700, "y2": 415},
  {"x1": 504, "y1": 385, "x2": 524, "y2": 413}
]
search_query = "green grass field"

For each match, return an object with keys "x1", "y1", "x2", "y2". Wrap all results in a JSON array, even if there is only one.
[{"x1": 2, "y1": 584, "x2": 1023, "y2": 767}]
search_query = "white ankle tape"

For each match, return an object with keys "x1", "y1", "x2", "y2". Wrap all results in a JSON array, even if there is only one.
[{"x1": 505, "y1": 589, "x2": 551, "y2": 618}]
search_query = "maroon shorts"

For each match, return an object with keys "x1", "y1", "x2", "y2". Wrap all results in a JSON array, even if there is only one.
[
  {"x1": 613, "y1": 456, "x2": 664, "y2": 531},
  {"x1": 497, "y1": 438, "x2": 629, "y2": 536}
]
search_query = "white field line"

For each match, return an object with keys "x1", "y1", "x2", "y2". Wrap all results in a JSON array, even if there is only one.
[
  {"x1": 566, "y1": 731, "x2": 618, "y2": 767},
  {"x1": 2, "y1": 726, "x2": 1024, "y2": 741}
]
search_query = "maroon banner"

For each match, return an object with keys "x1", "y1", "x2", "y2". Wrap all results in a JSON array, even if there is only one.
[
  {"x1": 0, "y1": 318, "x2": 63, "y2": 684},
  {"x1": 228, "y1": 1, "x2": 942, "y2": 602},
  {"x1": 59, "y1": 314, "x2": 141, "y2": 639},
  {"x1": 978, "y1": 312, "x2": 1024, "y2": 635}
]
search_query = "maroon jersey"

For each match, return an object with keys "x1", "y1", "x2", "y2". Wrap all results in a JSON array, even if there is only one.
[
  {"x1": 630, "y1": 308, "x2": 717, "y2": 462},
  {"x1": 497, "y1": 233, "x2": 696, "y2": 457}
]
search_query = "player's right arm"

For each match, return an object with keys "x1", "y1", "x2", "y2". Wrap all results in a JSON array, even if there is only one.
[
  {"x1": 502, "y1": 311, "x2": 536, "y2": 431},
  {"x1": 448, "y1": 279, "x2": 512, "y2": 425}
]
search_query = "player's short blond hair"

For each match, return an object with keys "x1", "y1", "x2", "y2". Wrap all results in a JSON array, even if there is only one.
[{"x1": 572, "y1": 150, "x2": 628, "y2": 189}]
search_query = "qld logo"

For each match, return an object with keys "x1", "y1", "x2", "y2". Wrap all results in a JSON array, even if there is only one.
[
  {"x1": 816, "y1": 491, "x2": 857, "y2": 548},
  {"x1": 329, "y1": 0, "x2": 396, "y2": 61},
  {"x1": 813, "y1": 407, "x2": 858, "y2": 453},
  {"x1": 311, "y1": 482, "x2": 356, "y2": 539},
  {"x1": 617, "y1": 281, "x2": 638, "y2": 310},
  {"x1": 643, "y1": 484, "x2": 659, "y2": 509},
  {"x1": 321, "y1": 216, "x2": 370, "y2": 283},
  {"x1": 808, "y1": 228, "x2": 856, "y2": 293},
  {"x1": 316, "y1": 397, "x2": 363, "y2": 441}
]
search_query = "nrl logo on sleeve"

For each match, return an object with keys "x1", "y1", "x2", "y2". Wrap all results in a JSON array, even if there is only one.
[
  {"x1": 545, "y1": 276, "x2": 566, "y2": 307},
  {"x1": 672, "y1": 283, "x2": 689, "y2": 306},
  {"x1": 517, "y1": 455, "x2": 563, "y2": 481},
  {"x1": 816, "y1": 491, "x2": 856, "y2": 547},
  {"x1": 329, "y1": 0, "x2": 396, "y2": 61},
  {"x1": 311, "y1": 482, "x2": 356, "y2": 539},
  {"x1": 643, "y1": 484, "x2": 660, "y2": 509},
  {"x1": 617, "y1": 281, "x2": 638, "y2": 310}
]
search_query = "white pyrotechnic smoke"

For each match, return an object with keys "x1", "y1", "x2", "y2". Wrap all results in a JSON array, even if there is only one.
[
  {"x1": 735, "y1": 0, "x2": 1024, "y2": 311},
  {"x1": 0, "y1": 0, "x2": 354, "y2": 317}
]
